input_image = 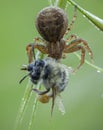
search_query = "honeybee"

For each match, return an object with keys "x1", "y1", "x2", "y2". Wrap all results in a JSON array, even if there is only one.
[{"x1": 20, "y1": 57, "x2": 72, "y2": 114}]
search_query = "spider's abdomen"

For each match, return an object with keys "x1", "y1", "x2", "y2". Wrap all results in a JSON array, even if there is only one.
[{"x1": 36, "y1": 7, "x2": 68, "y2": 42}]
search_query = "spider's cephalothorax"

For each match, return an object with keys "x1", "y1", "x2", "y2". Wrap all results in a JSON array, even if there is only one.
[
  {"x1": 26, "y1": 6, "x2": 93, "y2": 70},
  {"x1": 20, "y1": 58, "x2": 72, "y2": 114}
]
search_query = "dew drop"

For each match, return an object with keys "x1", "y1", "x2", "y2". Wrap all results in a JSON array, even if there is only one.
[
  {"x1": 88, "y1": 52, "x2": 91, "y2": 55},
  {"x1": 83, "y1": 15, "x2": 86, "y2": 18},
  {"x1": 22, "y1": 98, "x2": 25, "y2": 102},
  {"x1": 97, "y1": 70, "x2": 101, "y2": 73}
]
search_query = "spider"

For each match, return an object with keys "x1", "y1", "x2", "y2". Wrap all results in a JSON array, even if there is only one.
[{"x1": 26, "y1": 6, "x2": 93, "y2": 69}]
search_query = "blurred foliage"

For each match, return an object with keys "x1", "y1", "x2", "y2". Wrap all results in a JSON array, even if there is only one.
[{"x1": 0, "y1": 0, "x2": 103, "y2": 130}]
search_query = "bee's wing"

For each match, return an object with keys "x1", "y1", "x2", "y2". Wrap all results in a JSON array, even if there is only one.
[{"x1": 56, "y1": 94, "x2": 66, "y2": 115}]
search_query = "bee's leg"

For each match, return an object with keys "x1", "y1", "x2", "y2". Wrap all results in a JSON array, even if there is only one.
[
  {"x1": 26, "y1": 43, "x2": 48, "y2": 63},
  {"x1": 32, "y1": 88, "x2": 50, "y2": 95},
  {"x1": 51, "y1": 86, "x2": 58, "y2": 116}
]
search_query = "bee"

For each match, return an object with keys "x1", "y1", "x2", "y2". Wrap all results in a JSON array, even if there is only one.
[
  {"x1": 20, "y1": 57, "x2": 72, "y2": 114},
  {"x1": 26, "y1": 6, "x2": 93, "y2": 69}
]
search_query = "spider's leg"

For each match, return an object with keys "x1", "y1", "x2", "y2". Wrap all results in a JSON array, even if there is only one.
[
  {"x1": 34, "y1": 37, "x2": 46, "y2": 43},
  {"x1": 26, "y1": 40, "x2": 48, "y2": 63},
  {"x1": 75, "y1": 39, "x2": 93, "y2": 61},
  {"x1": 77, "y1": 39, "x2": 94, "y2": 61},
  {"x1": 62, "y1": 34, "x2": 77, "y2": 58},
  {"x1": 32, "y1": 88, "x2": 50, "y2": 95},
  {"x1": 66, "y1": 34, "x2": 77, "y2": 42},
  {"x1": 26, "y1": 43, "x2": 35, "y2": 63},
  {"x1": 65, "y1": 6, "x2": 77, "y2": 36},
  {"x1": 64, "y1": 44, "x2": 86, "y2": 70},
  {"x1": 65, "y1": 38, "x2": 93, "y2": 60}
]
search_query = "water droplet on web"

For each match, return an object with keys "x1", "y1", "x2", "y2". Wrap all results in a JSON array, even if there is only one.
[
  {"x1": 89, "y1": 52, "x2": 91, "y2": 55},
  {"x1": 97, "y1": 70, "x2": 101, "y2": 73},
  {"x1": 83, "y1": 15, "x2": 86, "y2": 18},
  {"x1": 22, "y1": 98, "x2": 25, "y2": 102}
]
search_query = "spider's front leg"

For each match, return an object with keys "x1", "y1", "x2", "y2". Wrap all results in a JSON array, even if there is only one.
[
  {"x1": 63, "y1": 38, "x2": 93, "y2": 70},
  {"x1": 26, "y1": 37, "x2": 49, "y2": 63}
]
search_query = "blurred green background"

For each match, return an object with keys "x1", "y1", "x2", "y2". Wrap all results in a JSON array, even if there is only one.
[{"x1": 0, "y1": 0, "x2": 103, "y2": 130}]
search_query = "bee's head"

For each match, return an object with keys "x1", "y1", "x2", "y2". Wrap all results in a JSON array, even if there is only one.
[{"x1": 19, "y1": 59, "x2": 45, "y2": 84}]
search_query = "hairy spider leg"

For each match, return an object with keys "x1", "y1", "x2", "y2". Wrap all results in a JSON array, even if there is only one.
[
  {"x1": 62, "y1": 34, "x2": 77, "y2": 58},
  {"x1": 64, "y1": 44, "x2": 85, "y2": 69},
  {"x1": 63, "y1": 38, "x2": 93, "y2": 69},
  {"x1": 26, "y1": 44, "x2": 35, "y2": 63},
  {"x1": 66, "y1": 38, "x2": 93, "y2": 60},
  {"x1": 34, "y1": 37, "x2": 46, "y2": 44},
  {"x1": 66, "y1": 35, "x2": 93, "y2": 60},
  {"x1": 26, "y1": 37, "x2": 49, "y2": 63},
  {"x1": 66, "y1": 34, "x2": 77, "y2": 42},
  {"x1": 65, "y1": 6, "x2": 77, "y2": 36}
]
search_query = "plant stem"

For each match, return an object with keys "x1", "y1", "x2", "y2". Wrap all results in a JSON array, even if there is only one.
[
  {"x1": 15, "y1": 80, "x2": 33, "y2": 130},
  {"x1": 56, "y1": 0, "x2": 67, "y2": 9},
  {"x1": 68, "y1": 0, "x2": 103, "y2": 31},
  {"x1": 28, "y1": 82, "x2": 42, "y2": 130},
  {"x1": 49, "y1": 0, "x2": 67, "y2": 9}
]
